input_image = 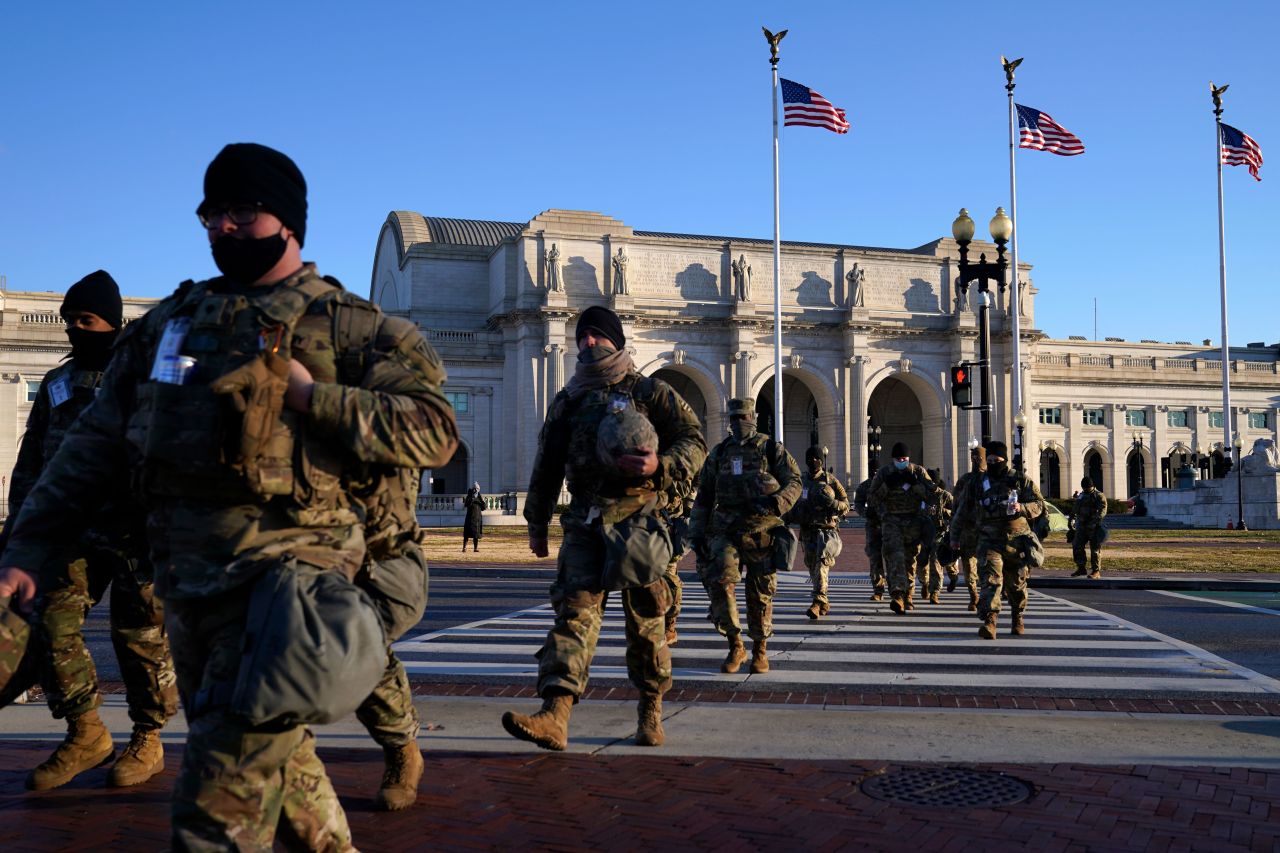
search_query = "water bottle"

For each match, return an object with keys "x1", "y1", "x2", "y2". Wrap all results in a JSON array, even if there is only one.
[{"x1": 1006, "y1": 488, "x2": 1019, "y2": 516}]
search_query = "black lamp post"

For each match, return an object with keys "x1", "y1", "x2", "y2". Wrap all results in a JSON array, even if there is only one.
[
  {"x1": 1131, "y1": 431, "x2": 1146, "y2": 491},
  {"x1": 1233, "y1": 433, "x2": 1247, "y2": 530},
  {"x1": 1013, "y1": 410, "x2": 1027, "y2": 474},
  {"x1": 868, "y1": 421, "x2": 882, "y2": 473},
  {"x1": 951, "y1": 207, "x2": 1012, "y2": 445}
]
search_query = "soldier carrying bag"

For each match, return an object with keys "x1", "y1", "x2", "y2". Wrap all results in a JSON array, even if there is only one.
[
  {"x1": 600, "y1": 512, "x2": 673, "y2": 591},
  {"x1": 224, "y1": 561, "x2": 387, "y2": 726},
  {"x1": 0, "y1": 595, "x2": 43, "y2": 708}
]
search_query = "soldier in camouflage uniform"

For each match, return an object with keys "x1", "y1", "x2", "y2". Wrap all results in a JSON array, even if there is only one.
[
  {"x1": 688, "y1": 399, "x2": 802, "y2": 675},
  {"x1": 0, "y1": 270, "x2": 178, "y2": 792},
  {"x1": 354, "y1": 465, "x2": 430, "y2": 811},
  {"x1": 661, "y1": 479, "x2": 697, "y2": 645},
  {"x1": 948, "y1": 450, "x2": 984, "y2": 612},
  {"x1": 950, "y1": 440, "x2": 1045, "y2": 639},
  {"x1": 853, "y1": 477, "x2": 886, "y2": 601},
  {"x1": 868, "y1": 442, "x2": 936, "y2": 615},
  {"x1": 916, "y1": 470, "x2": 953, "y2": 605},
  {"x1": 0, "y1": 143, "x2": 459, "y2": 850},
  {"x1": 1070, "y1": 477, "x2": 1108, "y2": 579},
  {"x1": 502, "y1": 306, "x2": 706, "y2": 751},
  {"x1": 789, "y1": 446, "x2": 849, "y2": 620}
]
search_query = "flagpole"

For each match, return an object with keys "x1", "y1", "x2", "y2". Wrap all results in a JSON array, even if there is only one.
[
  {"x1": 1212, "y1": 82, "x2": 1232, "y2": 454},
  {"x1": 1004, "y1": 57, "x2": 1024, "y2": 427},
  {"x1": 764, "y1": 28, "x2": 786, "y2": 446}
]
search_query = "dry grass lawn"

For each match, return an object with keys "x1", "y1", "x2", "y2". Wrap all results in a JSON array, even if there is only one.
[
  {"x1": 1042, "y1": 528, "x2": 1280, "y2": 573},
  {"x1": 422, "y1": 526, "x2": 559, "y2": 566}
]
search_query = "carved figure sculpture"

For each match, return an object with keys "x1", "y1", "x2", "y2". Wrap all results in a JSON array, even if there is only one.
[
  {"x1": 732, "y1": 255, "x2": 752, "y2": 302},
  {"x1": 546, "y1": 243, "x2": 563, "y2": 292},
  {"x1": 1018, "y1": 279, "x2": 1029, "y2": 317},
  {"x1": 1241, "y1": 438, "x2": 1280, "y2": 473},
  {"x1": 847, "y1": 264, "x2": 866, "y2": 308},
  {"x1": 612, "y1": 247, "x2": 629, "y2": 296},
  {"x1": 954, "y1": 279, "x2": 968, "y2": 313}
]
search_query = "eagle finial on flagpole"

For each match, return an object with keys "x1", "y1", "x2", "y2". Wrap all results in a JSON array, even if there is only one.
[
  {"x1": 1210, "y1": 81, "x2": 1229, "y2": 117},
  {"x1": 1002, "y1": 55, "x2": 1023, "y2": 91},
  {"x1": 762, "y1": 27, "x2": 787, "y2": 67}
]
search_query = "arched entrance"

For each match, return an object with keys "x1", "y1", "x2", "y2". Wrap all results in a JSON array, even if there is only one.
[
  {"x1": 432, "y1": 443, "x2": 469, "y2": 494},
  {"x1": 1126, "y1": 447, "x2": 1146, "y2": 497},
  {"x1": 1039, "y1": 447, "x2": 1062, "y2": 499},
  {"x1": 652, "y1": 368, "x2": 708, "y2": 432},
  {"x1": 756, "y1": 374, "x2": 820, "y2": 462},
  {"x1": 867, "y1": 376, "x2": 925, "y2": 468},
  {"x1": 1210, "y1": 448, "x2": 1228, "y2": 479},
  {"x1": 1084, "y1": 448, "x2": 1105, "y2": 493},
  {"x1": 1164, "y1": 446, "x2": 1192, "y2": 489}
]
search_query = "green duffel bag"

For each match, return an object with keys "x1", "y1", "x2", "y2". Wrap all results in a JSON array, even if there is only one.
[
  {"x1": 231, "y1": 561, "x2": 386, "y2": 726},
  {"x1": 355, "y1": 549, "x2": 428, "y2": 643},
  {"x1": 0, "y1": 596, "x2": 42, "y2": 708},
  {"x1": 770, "y1": 524, "x2": 799, "y2": 571},
  {"x1": 600, "y1": 512, "x2": 673, "y2": 591}
]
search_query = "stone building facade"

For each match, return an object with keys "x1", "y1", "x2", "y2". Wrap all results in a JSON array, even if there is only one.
[{"x1": 369, "y1": 209, "x2": 1280, "y2": 506}]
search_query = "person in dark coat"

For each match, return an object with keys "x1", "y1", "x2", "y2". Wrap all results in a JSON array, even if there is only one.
[{"x1": 463, "y1": 483, "x2": 485, "y2": 551}]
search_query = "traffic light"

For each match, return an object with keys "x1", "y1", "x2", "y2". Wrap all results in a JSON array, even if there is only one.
[{"x1": 950, "y1": 364, "x2": 972, "y2": 407}]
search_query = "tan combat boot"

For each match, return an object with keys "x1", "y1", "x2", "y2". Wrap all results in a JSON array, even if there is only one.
[
  {"x1": 818, "y1": 602, "x2": 830, "y2": 616},
  {"x1": 750, "y1": 639, "x2": 769, "y2": 674},
  {"x1": 805, "y1": 602, "x2": 822, "y2": 620},
  {"x1": 635, "y1": 694, "x2": 664, "y2": 747},
  {"x1": 721, "y1": 637, "x2": 747, "y2": 673},
  {"x1": 869, "y1": 589, "x2": 884, "y2": 602},
  {"x1": 929, "y1": 592, "x2": 941, "y2": 605},
  {"x1": 375, "y1": 742, "x2": 424, "y2": 811},
  {"x1": 665, "y1": 625, "x2": 679, "y2": 646},
  {"x1": 27, "y1": 709, "x2": 115, "y2": 791},
  {"x1": 107, "y1": 727, "x2": 164, "y2": 788},
  {"x1": 978, "y1": 614, "x2": 998, "y2": 640},
  {"x1": 501, "y1": 692, "x2": 573, "y2": 751},
  {"x1": 1011, "y1": 614, "x2": 1026, "y2": 636},
  {"x1": 1088, "y1": 570, "x2": 1101, "y2": 580},
  {"x1": 968, "y1": 589, "x2": 979, "y2": 612},
  {"x1": 890, "y1": 593, "x2": 905, "y2": 615}
]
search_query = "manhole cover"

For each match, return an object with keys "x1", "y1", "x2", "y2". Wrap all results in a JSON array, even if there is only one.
[{"x1": 860, "y1": 768, "x2": 1033, "y2": 808}]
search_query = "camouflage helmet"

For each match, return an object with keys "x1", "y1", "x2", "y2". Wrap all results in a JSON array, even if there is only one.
[
  {"x1": 596, "y1": 404, "x2": 659, "y2": 472},
  {"x1": 805, "y1": 445, "x2": 825, "y2": 465},
  {"x1": 727, "y1": 398, "x2": 756, "y2": 422}
]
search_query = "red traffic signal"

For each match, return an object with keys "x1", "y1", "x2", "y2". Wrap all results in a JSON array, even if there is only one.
[{"x1": 950, "y1": 364, "x2": 972, "y2": 407}]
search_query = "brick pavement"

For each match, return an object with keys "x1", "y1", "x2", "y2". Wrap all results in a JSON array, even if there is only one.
[{"x1": 0, "y1": 740, "x2": 1274, "y2": 851}]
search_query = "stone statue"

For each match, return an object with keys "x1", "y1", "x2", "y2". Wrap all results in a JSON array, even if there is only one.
[
  {"x1": 954, "y1": 279, "x2": 968, "y2": 313},
  {"x1": 846, "y1": 264, "x2": 866, "y2": 308},
  {"x1": 1241, "y1": 438, "x2": 1280, "y2": 473},
  {"x1": 731, "y1": 254, "x2": 752, "y2": 302},
  {"x1": 1018, "y1": 278, "x2": 1029, "y2": 317},
  {"x1": 611, "y1": 247, "x2": 629, "y2": 296},
  {"x1": 546, "y1": 243, "x2": 563, "y2": 292}
]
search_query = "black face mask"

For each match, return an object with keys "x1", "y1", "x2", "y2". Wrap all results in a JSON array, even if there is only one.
[
  {"x1": 729, "y1": 419, "x2": 756, "y2": 440},
  {"x1": 987, "y1": 461, "x2": 1009, "y2": 478},
  {"x1": 66, "y1": 327, "x2": 118, "y2": 371},
  {"x1": 807, "y1": 458, "x2": 823, "y2": 474},
  {"x1": 578, "y1": 344, "x2": 615, "y2": 363},
  {"x1": 211, "y1": 230, "x2": 288, "y2": 283}
]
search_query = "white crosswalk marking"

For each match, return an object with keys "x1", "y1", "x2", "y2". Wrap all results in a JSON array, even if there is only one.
[{"x1": 393, "y1": 574, "x2": 1280, "y2": 694}]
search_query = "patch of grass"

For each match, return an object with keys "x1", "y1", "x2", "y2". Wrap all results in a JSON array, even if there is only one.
[
  {"x1": 421, "y1": 526, "x2": 559, "y2": 565},
  {"x1": 1042, "y1": 528, "x2": 1280, "y2": 573}
]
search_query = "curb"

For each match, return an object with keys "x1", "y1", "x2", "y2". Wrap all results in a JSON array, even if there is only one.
[{"x1": 1030, "y1": 577, "x2": 1280, "y2": 591}]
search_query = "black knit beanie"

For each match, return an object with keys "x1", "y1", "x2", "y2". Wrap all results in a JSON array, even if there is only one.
[
  {"x1": 575, "y1": 305, "x2": 625, "y2": 350},
  {"x1": 985, "y1": 440, "x2": 1009, "y2": 459},
  {"x1": 890, "y1": 442, "x2": 910, "y2": 459},
  {"x1": 61, "y1": 270, "x2": 122, "y2": 329},
  {"x1": 198, "y1": 143, "x2": 307, "y2": 246}
]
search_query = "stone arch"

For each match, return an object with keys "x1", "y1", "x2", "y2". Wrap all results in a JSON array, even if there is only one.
[
  {"x1": 429, "y1": 436, "x2": 472, "y2": 495},
  {"x1": 370, "y1": 220, "x2": 413, "y2": 309},
  {"x1": 1163, "y1": 442, "x2": 1193, "y2": 489},
  {"x1": 865, "y1": 365, "x2": 949, "y2": 419},
  {"x1": 1038, "y1": 441, "x2": 1064, "y2": 499},
  {"x1": 747, "y1": 363, "x2": 838, "y2": 420},
  {"x1": 1082, "y1": 442, "x2": 1110, "y2": 494},
  {"x1": 637, "y1": 354, "x2": 726, "y2": 413},
  {"x1": 865, "y1": 367, "x2": 950, "y2": 472},
  {"x1": 748, "y1": 366, "x2": 837, "y2": 461}
]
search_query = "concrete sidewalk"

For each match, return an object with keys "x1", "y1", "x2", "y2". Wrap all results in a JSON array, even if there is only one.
[{"x1": 2, "y1": 695, "x2": 1278, "y2": 850}]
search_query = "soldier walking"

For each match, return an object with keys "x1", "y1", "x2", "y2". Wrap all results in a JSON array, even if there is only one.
[
  {"x1": 661, "y1": 479, "x2": 697, "y2": 645},
  {"x1": 1071, "y1": 477, "x2": 1108, "y2": 579},
  {"x1": 502, "y1": 306, "x2": 706, "y2": 751},
  {"x1": 853, "y1": 476, "x2": 886, "y2": 601},
  {"x1": 952, "y1": 440, "x2": 1046, "y2": 639},
  {"x1": 789, "y1": 446, "x2": 849, "y2": 620},
  {"x1": 917, "y1": 469, "x2": 952, "y2": 605},
  {"x1": 688, "y1": 399, "x2": 801, "y2": 675},
  {"x1": 948, "y1": 449, "x2": 985, "y2": 612},
  {"x1": 868, "y1": 443, "x2": 936, "y2": 615},
  {"x1": 0, "y1": 143, "x2": 459, "y2": 849},
  {"x1": 1, "y1": 270, "x2": 178, "y2": 791}
]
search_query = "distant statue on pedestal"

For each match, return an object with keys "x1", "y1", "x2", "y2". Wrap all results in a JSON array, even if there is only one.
[
  {"x1": 1018, "y1": 278, "x2": 1029, "y2": 317},
  {"x1": 546, "y1": 243, "x2": 563, "y2": 292},
  {"x1": 1241, "y1": 438, "x2": 1280, "y2": 473},
  {"x1": 954, "y1": 280, "x2": 968, "y2": 313},
  {"x1": 846, "y1": 264, "x2": 866, "y2": 308},
  {"x1": 732, "y1": 254, "x2": 753, "y2": 302},
  {"x1": 612, "y1": 247, "x2": 629, "y2": 296}
]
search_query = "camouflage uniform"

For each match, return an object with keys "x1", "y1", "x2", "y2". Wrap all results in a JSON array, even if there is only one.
[
  {"x1": 690, "y1": 415, "x2": 802, "y2": 648},
  {"x1": 868, "y1": 463, "x2": 936, "y2": 611},
  {"x1": 661, "y1": 480, "x2": 697, "y2": 643},
  {"x1": 960, "y1": 465, "x2": 1045, "y2": 635},
  {"x1": 1, "y1": 360, "x2": 178, "y2": 733},
  {"x1": 853, "y1": 478, "x2": 885, "y2": 599},
  {"x1": 948, "y1": 471, "x2": 982, "y2": 610},
  {"x1": 523, "y1": 370, "x2": 705, "y2": 701},
  {"x1": 1072, "y1": 488, "x2": 1108, "y2": 575},
  {"x1": 791, "y1": 468, "x2": 849, "y2": 613},
  {"x1": 918, "y1": 486, "x2": 953, "y2": 599},
  {"x1": 4, "y1": 265, "x2": 459, "y2": 850}
]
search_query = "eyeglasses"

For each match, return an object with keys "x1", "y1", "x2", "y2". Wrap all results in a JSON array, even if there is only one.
[{"x1": 197, "y1": 202, "x2": 263, "y2": 229}]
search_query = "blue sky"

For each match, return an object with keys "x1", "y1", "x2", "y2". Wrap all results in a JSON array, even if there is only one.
[{"x1": 1, "y1": 1, "x2": 1274, "y2": 346}]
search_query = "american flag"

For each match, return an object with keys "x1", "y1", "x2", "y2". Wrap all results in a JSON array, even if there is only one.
[
  {"x1": 1220, "y1": 123, "x2": 1263, "y2": 181},
  {"x1": 1015, "y1": 103, "x2": 1085, "y2": 156},
  {"x1": 780, "y1": 78, "x2": 850, "y2": 134}
]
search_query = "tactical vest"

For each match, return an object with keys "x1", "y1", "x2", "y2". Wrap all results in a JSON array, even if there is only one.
[
  {"x1": 797, "y1": 472, "x2": 840, "y2": 528},
  {"x1": 974, "y1": 470, "x2": 1033, "y2": 536},
  {"x1": 41, "y1": 363, "x2": 104, "y2": 463},
  {"x1": 713, "y1": 433, "x2": 780, "y2": 510},
  {"x1": 126, "y1": 270, "x2": 381, "y2": 526},
  {"x1": 880, "y1": 464, "x2": 931, "y2": 514},
  {"x1": 561, "y1": 374, "x2": 663, "y2": 511}
]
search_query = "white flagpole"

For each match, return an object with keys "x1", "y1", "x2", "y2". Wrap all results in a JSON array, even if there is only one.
[
  {"x1": 1212, "y1": 83, "x2": 1232, "y2": 453},
  {"x1": 1004, "y1": 58, "x2": 1023, "y2": 421},
  {"x1": 766, "y1": 29, "x2": 786, "y2": 446}
]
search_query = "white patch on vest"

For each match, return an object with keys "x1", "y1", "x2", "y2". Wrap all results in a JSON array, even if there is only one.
[
  {"x1": 48, "y1": 376, "x2": 71, "y2": 408},
  {"x1": 801, "y1": 487, "x2": 809, "y2": 499},
  {"x1": 608, "y1": 395, "x2": 629, "y2": 413},
  {"x1": 731, "y1": 456, "x2": 743, "y2": 476},
  {"x1": 150, "y1": 317, "x2": 192, "y2": 382}
]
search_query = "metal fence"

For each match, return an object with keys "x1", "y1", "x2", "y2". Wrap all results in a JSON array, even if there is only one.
[{"x1": 416, "y1": 492, "x2": 518, "y2": 514}]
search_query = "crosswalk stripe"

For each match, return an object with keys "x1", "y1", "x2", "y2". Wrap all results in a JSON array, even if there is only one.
[{"x1": 394, "y1": 573, "x2": 1280, "y2": 694}]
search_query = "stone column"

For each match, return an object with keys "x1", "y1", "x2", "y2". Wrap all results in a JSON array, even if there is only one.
[
  {"x1": 732, "y1": 350, "x2": 756, "y2": 401},
  {"x1": 850, "y1": 355, "x2": 869, "y2": 483},
  {"x1": 544, "y1": 343, "x2": 565, "y2": 402}
]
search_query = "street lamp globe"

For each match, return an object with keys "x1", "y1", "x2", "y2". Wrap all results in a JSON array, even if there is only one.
[
  {"x1": 952, "y1": 208, "x2": 976, "y2": 244},
  {"x1": 989, "y1": 207, "x2": 1013, "y2": 243},
  {"x1": 1013, "y1": 411, "x2": 1028, "y2": 430}
]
